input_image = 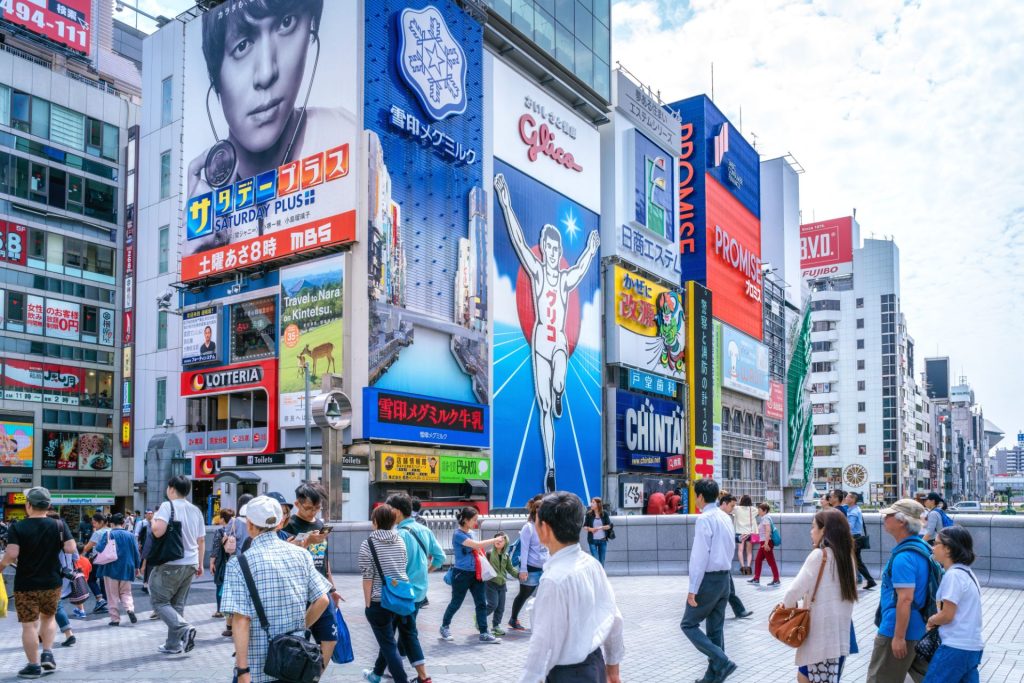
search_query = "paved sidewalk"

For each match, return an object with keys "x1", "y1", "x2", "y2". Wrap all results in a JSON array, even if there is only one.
[{"x1": 0, "y1": 572, "x2": 1021, "y2": 682}]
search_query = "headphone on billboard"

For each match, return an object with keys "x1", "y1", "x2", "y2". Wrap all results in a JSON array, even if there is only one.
[{"x1": 202, "y1": 24, "x2": 322, "y2": 189}]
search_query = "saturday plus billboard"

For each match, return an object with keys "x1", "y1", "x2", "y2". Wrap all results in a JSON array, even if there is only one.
[{"x1": 800, "y1": 216, "x2": 855, "y2": 279}]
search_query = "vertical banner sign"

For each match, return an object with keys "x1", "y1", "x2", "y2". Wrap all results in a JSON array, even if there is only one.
[
  {"x1": 364, "y1": 1, "x2": 488, "y2": 418},
  {"x1": 279, "y1": 254, "x2": 344, "y2": 426},
  {"x1": 712, "y1": 320, "x2": 723, "y2": 476},
  {"x1": 686, "y1": 281, "x2": 713, "y2": 511},
  {"x1": 121, "y1": 126, "x2": 139, "y2": 453}
]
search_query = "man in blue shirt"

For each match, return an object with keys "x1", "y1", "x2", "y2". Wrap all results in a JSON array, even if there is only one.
[
  {"x1": 868, "y1": 498, "x2": 931, "y2": 683},
  {"x1": 845, "y1": 492, "x2": 876, "y2": 590}
]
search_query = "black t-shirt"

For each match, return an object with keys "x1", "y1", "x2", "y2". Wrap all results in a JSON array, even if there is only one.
[
  {"x1": 283, "y1": 516, "x2": 329, "y2": 577},
  {"x1": 8, "y1": 516, "x2": 73, "y2": 592}
]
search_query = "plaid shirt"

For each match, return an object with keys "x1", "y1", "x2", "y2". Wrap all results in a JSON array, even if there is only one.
[{"x1": 221, "y1": 531, "x2": 332, "y2": 683}]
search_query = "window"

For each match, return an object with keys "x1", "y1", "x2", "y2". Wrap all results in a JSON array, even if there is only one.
[
  {"x1": 811, "y1": 341, "x2": 834, "y2": 352},
  {"x1": 858, "y1": 380, "x2": 866, "y2": 391},
  {"x1": 858, "y1": 445, "x2": 867, "y2": 455},
  {"x1": 731, "y1": 410, "x2": 741, "y2": 434},
  {"x1": 755, "y1": 417, "x2": 764, "y2": 438},
  {"x1": 857, "y1": 339, "x2": 865, "y2": 350},
  {"x1": 160, "y1": 151, "x2": 171, "y2": 199},
  {"x1": 856, "y1": 297, "x2": 864, "y2": 308},
  {"x1": 858, "y1": 423, "x2": 867, "y2": 434},
  {"x1": 858, "y1": 360, "x2": 866, "y2": 370},
  {"x1": 84, "y1": 179, "x2": 117, "y2": 223},
  {"x1": 161, "y1": 77, "x2": 173, "y2": 127},
  {"x1": 31, "y1": 98, "x2": 49, "y2": 139},
  {"x1": 811, "y1": 321, "x2": 836, "y2": 332},
  {"x1": 156, "y1": 378, "x2": 167, "y2": 426},
  {"x1": 722, "y1": 407, "x2": 731, "y2": 431},
  {"x1": 230, "y1": 297, "x2": 277, "y2": 362},
  {"x1": 158, "y1": 226, "x2": 169, "y2": 274},
  {"x1": 810, "y1": 299, "x2": 841, "y2": 312},
  {"x1": 858, "y1": 402, "x2": 866, "y2": 412},
  {"x1": 10, "y1": 91, "x2": 30, "y2": 132},
  {"x1": 811, "y1": 361, "x2": 834, "y2": 373},
  {"x1": 744, "y1": 414, "x2": 754, "y2": 436},
  {"x1": 856, "y1": 318, "x2": 864, "y2": 329},
  {"x1": 157, "y1": 310, "x2": 168, "y2": 349}
]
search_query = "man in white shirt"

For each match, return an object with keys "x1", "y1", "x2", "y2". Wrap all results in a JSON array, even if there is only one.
[
  {"x1": 149, "y1": 475, "x2": 207, "y2": 656},
  {"x1": 681, "y1": 478, "x2": 738, "y2": 683},
  {"x1": 518, "y1": 492, "x2": 624, "y2": 683}
]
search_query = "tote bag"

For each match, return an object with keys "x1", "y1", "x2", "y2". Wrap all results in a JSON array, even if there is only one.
[{"x1": 94, "y1": 533, "x2": 119, "y2": 565}]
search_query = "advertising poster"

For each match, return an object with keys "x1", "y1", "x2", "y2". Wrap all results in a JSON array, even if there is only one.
[
  {"x1": 363, "y1": 387, "x2": 488, "y2": 449},
  {"x1": 2, "y1": 360, "x2": 84, "y2": 404},
  {"x1": 615, "y1": 390, "x2": 685, "y2": 473},
  {"x1": 279, "y1": 254, "x2": 343, "y2": 427},
  {"x1": 181, "y1": 307, "x2": 220, "y2": 367},
  {"x1": 26, "y1": 294, "x2": 43, "y2": 335},
  {"x1": 685, "y1": 281, "x2": 713, "y2": 511},
  {"x1": 713, "y1": 320, "x2": 723, "y2": 474},
  {"x1": 0, "y1": 0, "x2": 90, "y2": 55},
  {"x1": 180, "y1": 0, "x2": 358, "y2": 282},
  {"x1": 766, "y1": 380, "x2": 785, "y2": 420},
  {"x1": 608, "y1": 265, "x2": 685, "y2": 378},
  {"x1": 44, "y1": 299, "x2": 81, "y2": 341},
  {"x1": 365, "y1": 1, "x2": 488, "y2": 416},
  {"x1": 0, "y1": 221, "x2": 26, "y2": 265},
  {"x1": 800, "y1": 216, "x2": 855, "y2": 279},
  {"x1": 706, "y1": 178, "x2": 763, "y2": 340},
  {"x1": 720, "y1": 323, "x2": 770, "y2": 399},
  {"x1": 492, "y1": 160, "x2": 602, "y2": 505},
  {"x1": 230, "y1": 297, "x2": 276, "y2": 364},
  {"x1": 42, "y1": 431, "x2": 77, "y2": 470},
  {"x1": 0, "y1": 421, "x2": 34, "y2": 469},
  {"x1": 379, "y1": 451, "x2": 490, "y2": 483},
  {"x1": 77, "y1": 434, "x2": 112, "y2": 471}
]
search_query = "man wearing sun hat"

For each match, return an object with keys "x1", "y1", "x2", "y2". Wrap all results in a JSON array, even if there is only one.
[{"x1": 221, "y1": 495, "x2": 332, "y2": 683}]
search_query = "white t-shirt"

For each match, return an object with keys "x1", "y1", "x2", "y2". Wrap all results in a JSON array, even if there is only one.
[
  {"x1": 154, "y1": 499, "x2": 206, "y2": 567},
  {"x1": 936, "y1": 564, "x2": 984, "y2": 651}
]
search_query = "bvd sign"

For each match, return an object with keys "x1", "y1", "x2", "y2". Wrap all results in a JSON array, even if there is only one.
[{"x1": 800, "y1": 216, "x2": 854, "y2": 279}]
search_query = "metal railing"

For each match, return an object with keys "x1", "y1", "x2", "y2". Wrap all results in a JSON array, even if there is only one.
[{"x1": 0, "y1": 42, "x2": 52, "y2": 69}]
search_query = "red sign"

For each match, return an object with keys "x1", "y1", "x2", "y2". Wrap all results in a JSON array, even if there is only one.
[
  {"x1": 766, "y1": 380, "x2": 785, "y2": 420},
  {"x1": 0, "y1": 221, "x2": 26, "y2": 265},
  {"x1": 0, "y1": 0, "x2": 91, "y2": 56},
  {"x1": 705, "y1": 177, "x2": 762, "y2": 340},
  {"x1": 377, "y1": 391, "x2": 485, "y2": 434},
  {"x1": 181, "y1": 210, "x2": 356, "y2": 282},
  {"x1": 800, "y1": 216, "x2": 854, "y2": 278},
  {"x1": 122, "y1": 310, "x2": 133, "y2": 344},
  {"x1": 666, "y1": 454, "x2": 684, "y2": 472},
  {"x1": 180, "y1": 359, "x2": 278, "y2": 455},
  {"x1": 2, "y1": 359, "x2": 84, "y2": 403},
  {"x1": 194, "y1": 455, "x2": 222, "y2": 480}
]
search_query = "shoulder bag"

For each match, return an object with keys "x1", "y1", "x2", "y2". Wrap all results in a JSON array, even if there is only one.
[
  {"x1": 914, "y1": 567, "x2": 980, "y2": 663},
  {"x1": 604, "y1": 513, "x2": 616, "y2": 541},
  {"x1": 94, "y1": 530, "x2": 120, "y2": 565},
  {"x1": 238, "y1": 553, "x2": 323, "y2": 683},
  {"x1": 368, "y1": 538, "x2": 417, "y2": 616},
  {"x1": 147, "y1": 501, "x2": 185, "y2": 567},
  {"x1": 768, "y1": 548, "x2": 828, "y2": 648},
  {"x1": 748, "y1": 508, "x2": 761, "y2": 544}
]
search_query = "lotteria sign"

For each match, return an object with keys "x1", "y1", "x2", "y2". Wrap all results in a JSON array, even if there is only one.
[
  {"x1": 615, "y1": 390, "x2": 686, "y2": 472},
  {"x1": 181, "y1": 359, "x2": 274, "y2": 396}
]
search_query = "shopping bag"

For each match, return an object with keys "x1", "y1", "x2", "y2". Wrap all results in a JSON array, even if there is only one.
[
  {"x1": 0, "y1": 572, "x2": 8, "y2": 618},
  {"x1": 331, "y1": 605, "x2": 354, "y2": 664},
  {"x1": 478, "y1": 552, "x2": 497, "y2": 582}
]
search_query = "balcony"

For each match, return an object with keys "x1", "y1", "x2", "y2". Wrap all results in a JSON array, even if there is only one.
[
  {"x1": 811, "y1": 308, "x2": 843, "y2": 323},
  {"x1": 810, "y1": 391, "x2": 839, "y2": 404},
  {"x1": 813, "y1": 433, "x2": 841, "y2": 447},
  {"x1": 811, "y1": 329, "x2": 839, "y2": 344},
  {"x1": 810, "y1": 370, "x2": 840, "y2": 384},
  {"x1": 814, "y1": 412, "x2": 840, "y2": 426},
  {"x1": 812, "y1": 350, "x2": 839, "y2": 363}
]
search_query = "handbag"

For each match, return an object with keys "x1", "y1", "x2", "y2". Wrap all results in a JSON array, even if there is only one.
[
  {"x1": 94, "y1": 532, "x2": 119, "y2": 565},
  {"x1": 0, "y1": 572, "x2": 7, "y2": 618},
  {"x1": 768, "y1": 548, "x2": 828, "y2": 648},
  {"x1": 368, "y1": 538, "x2": 417, "y2": 617},
  {"x1": 915, "y1": 627, "x2": 941, "y2": 662},
  {"x1": 146, "y1": 501, "x2": 185, "y2": 567},
  {"x1": 478, "y1": 551, "x2": 498, "y2": 582},
  {"x1": 749, "y1": 509, "x2": 760, "y2": 544},
  {"x1": 443, "y1": 566, "x2": 454, "y2": 586},
  {"x1": 330, "y1": 604, "x2": 354, "y2": 664},
  {"x1": 239, "y1": 554, "x2": 323, "y2": 683}
]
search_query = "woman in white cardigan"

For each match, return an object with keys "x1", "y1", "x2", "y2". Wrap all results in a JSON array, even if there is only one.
[{"x1": 781, "y1": 508, "x2": 859, "y2": 683}]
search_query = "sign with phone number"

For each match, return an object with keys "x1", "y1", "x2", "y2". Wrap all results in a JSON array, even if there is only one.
[{"x1": 0, "y1": 0, "x2": 91, "y2": 56}]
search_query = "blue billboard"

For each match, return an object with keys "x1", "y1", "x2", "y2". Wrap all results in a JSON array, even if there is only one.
[
  {"x1": 615, "y1": 390, "x2": 686, "y2": 473},
  {"x1": 364, "y1": 2, "x2": 488, "y2": 421},
  {"x1": 363, "y1": 387, "x2": 489, "y2": 449},
  {"x1": 720, "y1": 323, "x2": 771, "y2": 400}
]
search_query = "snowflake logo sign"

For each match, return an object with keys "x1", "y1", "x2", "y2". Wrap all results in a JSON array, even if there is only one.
[{"x1": 397, "y1": 5, "x2": 468, "y2": 121}]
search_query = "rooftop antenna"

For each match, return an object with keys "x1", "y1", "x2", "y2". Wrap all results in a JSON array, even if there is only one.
[
  {"x1": 711, "y1": 62, "x2": 714, "y2": 100},
  {"x1": 852, "y1": 207, "x2": 857, "y2": 219},
  {"x1": 750, "y1": 131, "x2": 758, "y2": 150}
]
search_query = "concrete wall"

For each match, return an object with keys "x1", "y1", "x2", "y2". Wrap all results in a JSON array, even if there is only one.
[{"x1": 326, "y1": 513, "x2": 1024, "y2": 588}]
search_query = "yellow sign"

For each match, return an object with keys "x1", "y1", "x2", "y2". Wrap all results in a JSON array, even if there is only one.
[
  {"x1": 121, "y1": 419, "x2": 131, "y2": 447},
  {"x1": 380, "y1": 452, "x2": 441, "y2": 482},
  {"x1": 122, "y1": 347, "x2": 133, "y2": 376},
  {"x1": 612, "y1": 266, "x2": 686, "y2": 376},
  {"x1": 7, "y1": 492, "x2": 26, "y2": 505}
]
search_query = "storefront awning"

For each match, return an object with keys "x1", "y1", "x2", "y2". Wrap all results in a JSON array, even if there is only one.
[{"x1": 213, "y1": 470, "x2": 262, "y2": 485}]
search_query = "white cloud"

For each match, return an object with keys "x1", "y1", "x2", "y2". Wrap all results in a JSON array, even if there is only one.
[
  {"x1": 492, "y1": 271, "x2": 521, "y2": 327},
  {"x1": 578, "y1": 287, "x2": 603, "y2": 351},
  {"x1": 613, "y1": 0, "x2": 1024, "y2": 433}
]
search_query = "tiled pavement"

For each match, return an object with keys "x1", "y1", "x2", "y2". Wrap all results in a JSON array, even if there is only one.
[{"x1": 0, "y1": 571, "x2": 1021, "y2": 682}]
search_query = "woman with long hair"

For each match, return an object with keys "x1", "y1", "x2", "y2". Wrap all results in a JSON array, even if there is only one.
[
  {"x1": 749, "y1": 502, "x2": 780, "y2": 586},
  {"x1": 507, "y1": 494, "x2": 549, "y2": 631},
  {"x1": 733, "y1": 494, "x2": 758, "y2": 575},
  {"x1": 583, "y1": 497, "x2": 613, "y2": 566},
  {"x1": 440, "y1": 506, "x2": 502, "y2": 644},
  {"x1": 923, "y1": 527, "x2": 984, "y2": 683},
  {"x1": 209, "y1": 508, "x2": 234, "y2": 619},
  {"x1": 780, "y1": 508, "x2": 859, "y2": 683}
]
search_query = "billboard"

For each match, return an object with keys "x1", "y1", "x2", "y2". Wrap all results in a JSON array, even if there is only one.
[
  {"x1": 365, "y1": 1, "x2": 487, "y2": 414},
  {"x1": 615, "y1": 390, "x2": 686, "y2": 473},
  {"x1": 686, "y1": 281, "x2": 713, "y2": 511},
  {"x1": 2, "y1": 360, "x2": 85, "y2": 404},
  {"x1": 608, "y1": 265, "x2": 685, "y2": 379},
  {"x1": 925, "y1": 357, "x2": 950, "y2": 400},
  {"x1": 26, "y1": 294, "x2": 43, "y2": 335},
  {"x1": 99, "y1": 308, "x2": 114, "y2": 346},
  {"x1": 181, "y1": 306, "x2": 220, "y2": 367},
  {"x1": 229, "y1": 297, "x2": 276, "y2": 364},
  {"x1": 0, "y1": 421, "x2": 33, "y2": 469},
  {"x1": 800, "y1": 217, "x2": 854, "y2": 279},
  {"x1": 766, "y1": 380, "x2": 785, "y2": 420},
  {"x1": 180, "y1": 358, "x2": 278, "y2": 455},
  {"x1": 707, "y1": 178, "x2": 763, "y2": 340},
  {"x1": 180, "y1": 0, "x2": 358, "y2": 282},
  {"x1": 279, "y1": 254, "x2": 343, "y2": 427},
  {"x1": 720, "y1": 323, "x2": 770, "y2": 400},
  {"x1": 378, "y1": 451, "x2": 490, "y2": 484},
  {"x1": 0, "y1": 221, "x2": 26, "y2": 265},
  {"x1": 0, "y1": 0, "x2": 90, "y2": 55},
  {"x1": 45, "y1": 432, "x2": 113, "y2": 471},
  {"x1": 627, "y1": 368, "x2": 679, "y2": 399},
  {"x1": 614, "y1": 70, "x2": 680, "y2": 153},
  {"x1": 363, "y1": 387, "x2": 489, "y2": 449}
]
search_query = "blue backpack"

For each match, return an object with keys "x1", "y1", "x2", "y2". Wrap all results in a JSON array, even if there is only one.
[
  {"x1": 874, "y1": 540, "x2": 944, "y2": 626},
  {"x1": 508, "y1": 537, "x2": 522, "y2": 572},
  {"x1": 938, "y1": 509, "x2": 955, "y2": 528},
  {"x1": 769, "y1": 518, "x2": 782, "y2": 547}
]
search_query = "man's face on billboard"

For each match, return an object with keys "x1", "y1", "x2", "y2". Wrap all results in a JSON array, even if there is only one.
[
  {"x1": 542, "y1": 235, "x2": 561, "y2": 270},
  {"x1": 204, "y1": 327, "x2": 212, "y2": 343},
  {"x1": 218, "y1": 11, "x2": 313, "y2": 155}
]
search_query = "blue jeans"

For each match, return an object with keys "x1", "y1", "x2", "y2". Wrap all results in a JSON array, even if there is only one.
[
  {"x1": 589, "y1": 540, "x2": 608, "y2": 566},
  {"x1": 372, "y1": 604, "x2": 424, "y2": 677},
  {"x1": 922, "y1": 645, "x2": 982, "y2": 683},
  {"x1": 442, "y1": 568, "x2": 487, "y2": 633},
  {"x1": 365, "y1": 603, "x2": 411, "y2": 683},
  {"x1": 55, "y1": 600, "x2": 70, "y2": 633}
]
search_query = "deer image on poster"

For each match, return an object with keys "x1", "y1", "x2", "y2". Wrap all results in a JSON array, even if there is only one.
[{"x1": 494, "y1": 173, "x2": 600, "y2": 492}]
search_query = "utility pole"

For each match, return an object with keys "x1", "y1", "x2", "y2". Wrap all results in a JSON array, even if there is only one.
[{"x1": 303, "y1": 360, "x2": 312, "y2": 483}]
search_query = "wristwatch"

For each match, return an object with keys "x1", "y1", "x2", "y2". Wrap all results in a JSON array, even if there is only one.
[{"x1": 234, "y1": 667, "x2": 250, "y2": 676}]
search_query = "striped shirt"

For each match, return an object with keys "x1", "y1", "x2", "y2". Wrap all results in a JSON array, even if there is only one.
[{"x1": 358, "y1": 530, "x2": 408, "y2": 603}]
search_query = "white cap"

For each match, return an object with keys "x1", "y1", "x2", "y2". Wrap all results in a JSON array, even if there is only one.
[{"x1": 244, "y1": 495, "x2": 283, "y2": 530}]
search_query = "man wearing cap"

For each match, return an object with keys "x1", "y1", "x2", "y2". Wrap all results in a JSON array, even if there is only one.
[
  {"x1": 0, "y1": 487, "x2": 77, "y2": 678},
  {"x1": 868, "y1": 498, "x2": 934, "y2": 683},
  {"x1": 221, "y1": 495, "x2": 332, "y2": 683}
]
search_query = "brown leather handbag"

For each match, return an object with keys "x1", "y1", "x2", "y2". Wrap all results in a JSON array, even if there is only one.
[{"x1": 768, "y1": 548, "x2": 828, "y2": 648}]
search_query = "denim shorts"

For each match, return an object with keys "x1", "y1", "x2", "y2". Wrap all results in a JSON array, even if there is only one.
[{"x1": 521, "y1": 570, "x2": 542, "y2": 587}]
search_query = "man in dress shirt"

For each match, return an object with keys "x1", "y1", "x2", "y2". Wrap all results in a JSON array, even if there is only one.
[
  {"x1": 518, "y1": 492, "x2": 624, "y2": 683},
  {"x1": 681, "y1": 478, "x2": 738, "y2": 683},
  {"x1": 845, "y1": 492, "x2": 876, "y2": 589}
]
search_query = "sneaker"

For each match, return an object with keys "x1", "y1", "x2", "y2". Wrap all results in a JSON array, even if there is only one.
[
  {"x1": 420, "y1": 598, "x2": 429, "y2": 608},
  {"x1": 127, "y1": 611, "x2": 137, "y2": 624},
  {"x1": 212, "y1": 611, "x2": 224, "y2": 618},
  {"x1": 221, "y1": 627, "x2": 233, "y2": 638},
  {"x1": 417, "y1": 678, "x2": 433, "y2": 683},
  {"x1": 479, "y1": 632, "x2": 501, "y2": 644},
  {"x1": 863, "y1": 580, "x2": 877, "y2": 590},
  {"x1": 491, "y1": 626, "x2": 506, "y2": 636},
  {"x1": 507, "y1": 620, "x2": 527, "y2": 632},
  {"x1": 768, "y1": 580, "x2": 781, "y2": 587},
  {"x1": 60, "y1": 636, "x2": 76, "y2": 648},
  {"x1": 141, "y1": 585, "x2": 149, "y2": 594},
  {"x1": 157, "y1": 645, "x2": 183, "y2": 655},
  {"x1": 92, "y1": 602, "x2": 107, "y2": 614},
  {"x1": 362, "y1": 670, "x2": 383, "y2": 683},
  {"x1": 439, "y1": 626, "x2": 454, "y2": 642},
  {"x1": 149, "y1": 612, "x2": 160, "y2": 620},
  {"x1": 72, "y1": 609, "x2": 87, "y2": 619},
  {"x1": 40, "y1": 652, "x2": 56, "y2": 672},
  {"x1": 17, "y1": 664, "x2": 42, "y2": 679},
  {"x1": 108, "y1": 621, "x2": 120, "y2": 626},
  {"x1": 180, "y1": 626, "x2": 197, "y2": 653},
  {"x1": 746, "y1": 578, "x2": 760, "y2": 584},
  {"x1": 544, "y1": 468, "x2": 556, "y2": 493}
]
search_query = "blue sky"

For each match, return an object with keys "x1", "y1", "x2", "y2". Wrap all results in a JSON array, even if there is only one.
[{"x1": 139, "y1": 0, "x2": 1022, "y2": 442}]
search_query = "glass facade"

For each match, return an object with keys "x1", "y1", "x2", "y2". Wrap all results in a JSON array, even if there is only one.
[{"x1": 487, "y1": 0, "x2": 612, "y2": 100}]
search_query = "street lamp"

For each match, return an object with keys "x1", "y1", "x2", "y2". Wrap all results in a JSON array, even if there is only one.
[{"x1": 114, "y1": 0, "x2": 171, "y2": 27}]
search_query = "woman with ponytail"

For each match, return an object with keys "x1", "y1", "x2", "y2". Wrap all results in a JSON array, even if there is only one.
[
  {"x1": 440, "y1": 507, "x2": 502, "y2": 645},
  {"x1": 507, "y1": 494, "x2": 549, "y2": 631}
]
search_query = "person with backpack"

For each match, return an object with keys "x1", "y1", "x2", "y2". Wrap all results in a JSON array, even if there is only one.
[
  {"x1": 923, "y1": 493, "x2": 954, "y2": 545},
  {"x1": 484, "y1": 532, "x2": 518, "y2": 637},
  {"x1": 209, "y1": 508, "x2": 235, "y2": 619},
  {"x1": 922, "y1": 527, "x2": 984, "y2": 683},
  {"x1": 508, "y1": 495, "x2": 549, "y2": 631},
  {"x1": 748, "y1": 502, "x2": 780, "y2": 586},
  {"x1": 94, "y1": 513, "x2": 141, "y2": 626},
  {"x1": 868, "y1": 498, "x2": 942, "y2": 683}
]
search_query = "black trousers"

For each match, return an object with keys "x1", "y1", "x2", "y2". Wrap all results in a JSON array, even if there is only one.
[
  {"x1": 853, "y1": 535, "x2": 874, "y2": 583},
  {"x1": 547, "y1": 648, "x2": 606, "y2": 682}
]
